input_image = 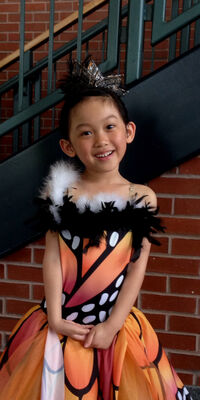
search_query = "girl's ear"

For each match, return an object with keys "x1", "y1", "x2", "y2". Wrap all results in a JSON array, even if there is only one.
[
  {"x1": 59, "y1": 139, "x2": 76, "y2": 157},
  {"x1": 126, "y1": 121, "x2": 136, "y2": 144}
]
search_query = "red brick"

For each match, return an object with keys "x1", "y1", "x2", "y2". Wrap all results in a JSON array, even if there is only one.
[
  {"x1": 0, "y1": 264, "x2": 4, "y2": 279},
  {"x1": 33, "y1": 248, "x2": 44, "y2": 264},
  {"x1": 26, "y1": 4, "x2": 47, "y2": 12},
  {"x1": 150, "y1": 177, "x2": 200, "y2": 195},
  {"x1": 141, "y1": 293, "x2": 196, "y2": 313},
  {"x1": 177, "y1": 373, "x2": 193, "y2": 385},
  {"x1": 172, "y1": 238, "x2": 200, "y2": 256},
  {"x1": 25, "y1": 22, "x2": 47, "y2": 32},
  {"x1": 0, "y1": 317, "x2": 19, "y2": 331},
  {"x1": 150, "y1": 237, "x2": 169, "y2": 254},
  {"x1": 0, "y1": 300, "x2": 2, "y2": 314},
  {"x1": 33, "y1": 12, "x2": 50, "y2": 22},
  {"x1": 7, "y1": 14, "x2": 20, "y2": 23},
  {"x1": 6, "y1": 299, "x2": 36, "y2": 315},
  {"x1": 169, "y1": 316, "x2": 200, "y2": 334},
  {"x1": 7, "y1": 265, "x2": 43, "y2": 283},
  {"x1": 8, "y1": 33, "x2": 20, "y2": 41},
  {"x1": 0, "y1": 4, "x2": 19, "y2": 12},
  {"x1": 179, "y1": 157, "x2": 200, "y2": 175},
  {"x1": 1, "y1": 248, "x2": 31, "y2": 263},
  {"x1": 0, "y1": 33, "x2": 7, "y2": 41},
  {"x1": 0, "y1": 43, "x2": 19, "y2": 52},
  {"x1": 0, "y1": 282, "x2": 29, "y2": 298},
  {"x1": 147, "y1": 256, "x2": 200, "y2": 276},
  {"x1": 0, "y1": 14, "x2": 7, "y2": 22},
  {"x1": 170, "y1": 277, "x2": 200, "y2": 295},
  {"x1": 141, "y1": 275, "x2": 166, "y2": 292},
  {"x1": 144, "y1": 313, "x2": 166, "y2": 329},
  {"x1": 162, "y1": 216, "x2": 200, "y2": 235},
  {"x1": 157, "y1": 197, "x2": 172, "y2": 214},
  {"x1": 0, "y1": 23, "x2": 19, "y2": 32},
  {"x1": 51, "y1": 2, "x2": 73, "y2": 12},
  {"x1": 33, "y1": 284, "x2": 45, "y2": 300},
  {"x1": 169, "y1": 352, "x2": 200, "y2": 371},
  {"x1": 174, "y1": 198, "x2": 200, "y2": 216},
  {"x1": 158, "y1": 332, "x2": 196, "y2": 351}
]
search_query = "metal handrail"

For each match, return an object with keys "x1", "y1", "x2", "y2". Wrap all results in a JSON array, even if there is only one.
[{"x1": 0, "y1": 0, "x2": 108, "y2": 71}]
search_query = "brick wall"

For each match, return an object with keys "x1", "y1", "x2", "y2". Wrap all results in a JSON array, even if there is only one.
[{"x1": 0, "y1": 0, "x2": 200, "y2": 387}]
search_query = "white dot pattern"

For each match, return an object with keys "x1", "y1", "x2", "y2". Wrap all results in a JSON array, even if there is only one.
[
  {"x1": 99, "y1": 311, "x2": 106, "y2": 322},
  {"x1": 62, "y1": 293, "x2": 66, "y2": 305},
  {"x1": 66, "y1": 312, "x2": 78, "y2": 321},
  {"x1": 115, "y1": 275, "x2": 124, "y2": 288},
  {"x1": 82, "y1": 304, "x2": 95, "y2": 312},
  {"x1": 83, "y1": 315, "x2": 96, "y2": 324},
  {"x1": 61, "y1": 229, "x2": 72, "y2": 240},
  {"x1": 109, "y1": 232, "x2": 119, "y2": 247},
  {"x1": 99, "y1": 293, "x2": 109, "y2": 305},
  {"x1": 72, "y1": 236, "x2": 80, "y2": 250},
  {"x1": 109, "y1": 290, "x2": 119, "y2": 302}
]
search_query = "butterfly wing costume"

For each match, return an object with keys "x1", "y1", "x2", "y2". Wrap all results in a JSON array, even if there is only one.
[{"x1": 0, "y1": 162, "x2": 192, "y2": 400}]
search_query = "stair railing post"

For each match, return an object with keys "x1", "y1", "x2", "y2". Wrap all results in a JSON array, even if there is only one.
[
  {"x1": 125, "y1": 0, "x2": 145, "y2": 85},
  {"x1": 18, "y1": 0, "x2": 26, "y2": 112},
  {"x1": 77, "y1": 0, "x2": 84, "y2": 62},
  {"x1": 48, "y1": 0, "x2": 55, "y2": 94},
  {"x1": 99, "y1": 0, "x2": 121, "y2": 73}
]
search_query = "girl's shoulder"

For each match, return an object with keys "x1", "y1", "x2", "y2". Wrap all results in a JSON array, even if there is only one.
[{"x1": 130, "y1": 182, "x2": 157, "y2": 208}]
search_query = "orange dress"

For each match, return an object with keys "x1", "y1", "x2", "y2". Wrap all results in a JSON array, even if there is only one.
[{"x1": 0, "y1": 162, "x2": 192, "y2": 400}]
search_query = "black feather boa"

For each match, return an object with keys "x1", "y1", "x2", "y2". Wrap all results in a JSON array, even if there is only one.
[{"x1": 36, "y1": 194, "x2": 166, "y2": 262}]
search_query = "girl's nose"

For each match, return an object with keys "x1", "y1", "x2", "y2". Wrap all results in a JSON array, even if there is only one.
[{"x1": 94, "y1": 131, "x2": 108, "y2": 147}]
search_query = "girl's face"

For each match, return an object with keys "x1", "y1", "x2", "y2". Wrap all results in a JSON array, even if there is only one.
[{"x1": 60, "y1": 97, "x2": 135, "y2": 175}]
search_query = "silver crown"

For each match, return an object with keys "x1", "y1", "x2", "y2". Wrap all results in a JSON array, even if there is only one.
[{"x1": 71, "y1": 58, "x2": 126, "y2": 96}]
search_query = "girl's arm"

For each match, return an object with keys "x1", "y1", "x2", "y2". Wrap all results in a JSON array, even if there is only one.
[
  {"x1": 84, "y1": 237, "x2": 151, "y2": 348},
  {"x1": 43, "y1": 230, "x2": 92, "y2": 340},
  {"x1": 105, "y1": 237, "x2": 151, "y2": 333},
  {"x1": 84, "y1": 188, "x2": 157, "y2": 349}
]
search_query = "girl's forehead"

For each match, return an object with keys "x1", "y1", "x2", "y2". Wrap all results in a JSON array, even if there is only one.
[{"x1": 70, "y1": 96, "x2": 121, "y2": 121}]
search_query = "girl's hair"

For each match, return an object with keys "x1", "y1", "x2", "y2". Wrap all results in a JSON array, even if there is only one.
[{"x1": 59, "y1": 86, "x2": 129, "y2": 140}]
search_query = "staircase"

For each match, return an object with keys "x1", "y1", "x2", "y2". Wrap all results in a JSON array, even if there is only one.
[{"x1": 0, "y1": 0, "x2": 200, "y2": 259}]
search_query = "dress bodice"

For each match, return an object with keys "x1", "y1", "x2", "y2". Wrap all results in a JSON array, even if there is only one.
[
  {"x1": 39, "y1": 161, "x2": 165, "y2": 325},
  {"x1": 41, "y1": 227, "x2": 133, "y2": 325}
]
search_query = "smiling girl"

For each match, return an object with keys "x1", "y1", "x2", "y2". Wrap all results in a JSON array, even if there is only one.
[{"x1": 0, "y1": 58, "x2": 192, "y2": 400}]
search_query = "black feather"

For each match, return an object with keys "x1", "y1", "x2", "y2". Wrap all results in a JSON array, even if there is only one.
[{"x1": 36, "y1": 195, "x2": 166, "y2": 262}]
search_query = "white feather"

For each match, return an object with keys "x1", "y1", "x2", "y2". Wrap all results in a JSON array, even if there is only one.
[
  {"x1": 39, "y1": 161, "x2": 144, "y2": 213},
  {"x1": 39, "y1": 161, "x2": 79, "y2": 206}
]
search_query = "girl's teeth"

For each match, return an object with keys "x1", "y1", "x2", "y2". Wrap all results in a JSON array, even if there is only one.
[{"x1": 96, "y1": 151, "x2": 112, "y2": 158}]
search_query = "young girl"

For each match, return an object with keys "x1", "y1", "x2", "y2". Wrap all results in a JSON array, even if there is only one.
[{"x1": 0, "y1": 58, "x2": 192, "y2": 400}]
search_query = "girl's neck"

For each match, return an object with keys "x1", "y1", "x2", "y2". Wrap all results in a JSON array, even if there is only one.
[{"x1": 81, "y1": 169, "x2": 126, "y2": 188}]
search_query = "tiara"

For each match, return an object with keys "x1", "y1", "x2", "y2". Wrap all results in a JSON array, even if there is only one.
[{"x1": 60, "y1": 57, "x2": 127, "y2": 97}]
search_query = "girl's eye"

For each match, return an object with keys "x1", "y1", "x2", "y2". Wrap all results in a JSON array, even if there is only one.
[
  {"x1": 107, "y1": 124, "x2": 115, "y2": 130},
  {"x1": 81, "y1": 131, "x2": 92, "y2": 136}
]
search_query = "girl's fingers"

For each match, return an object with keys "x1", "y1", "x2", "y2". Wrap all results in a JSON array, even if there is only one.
[
  {"x1": 66, "y1": 321, "x2": 93, "y2": 329},
  {"x1": 84, "y1": 329, "x2": 95, "y2": 348},
  {"x1": 84, "y1": 324, "x2": 94, "y2": 328},
  {"x1": 73, "y1": 334, "x2": 87, "y2": 341}
]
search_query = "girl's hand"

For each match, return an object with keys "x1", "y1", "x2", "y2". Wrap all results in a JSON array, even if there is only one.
[
  {"x1": 52, "y1": 319, "x2": 94, "y2": 342},
  {"x1": 83, "y1": 321, "x2": 117, "y2": 349}
]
